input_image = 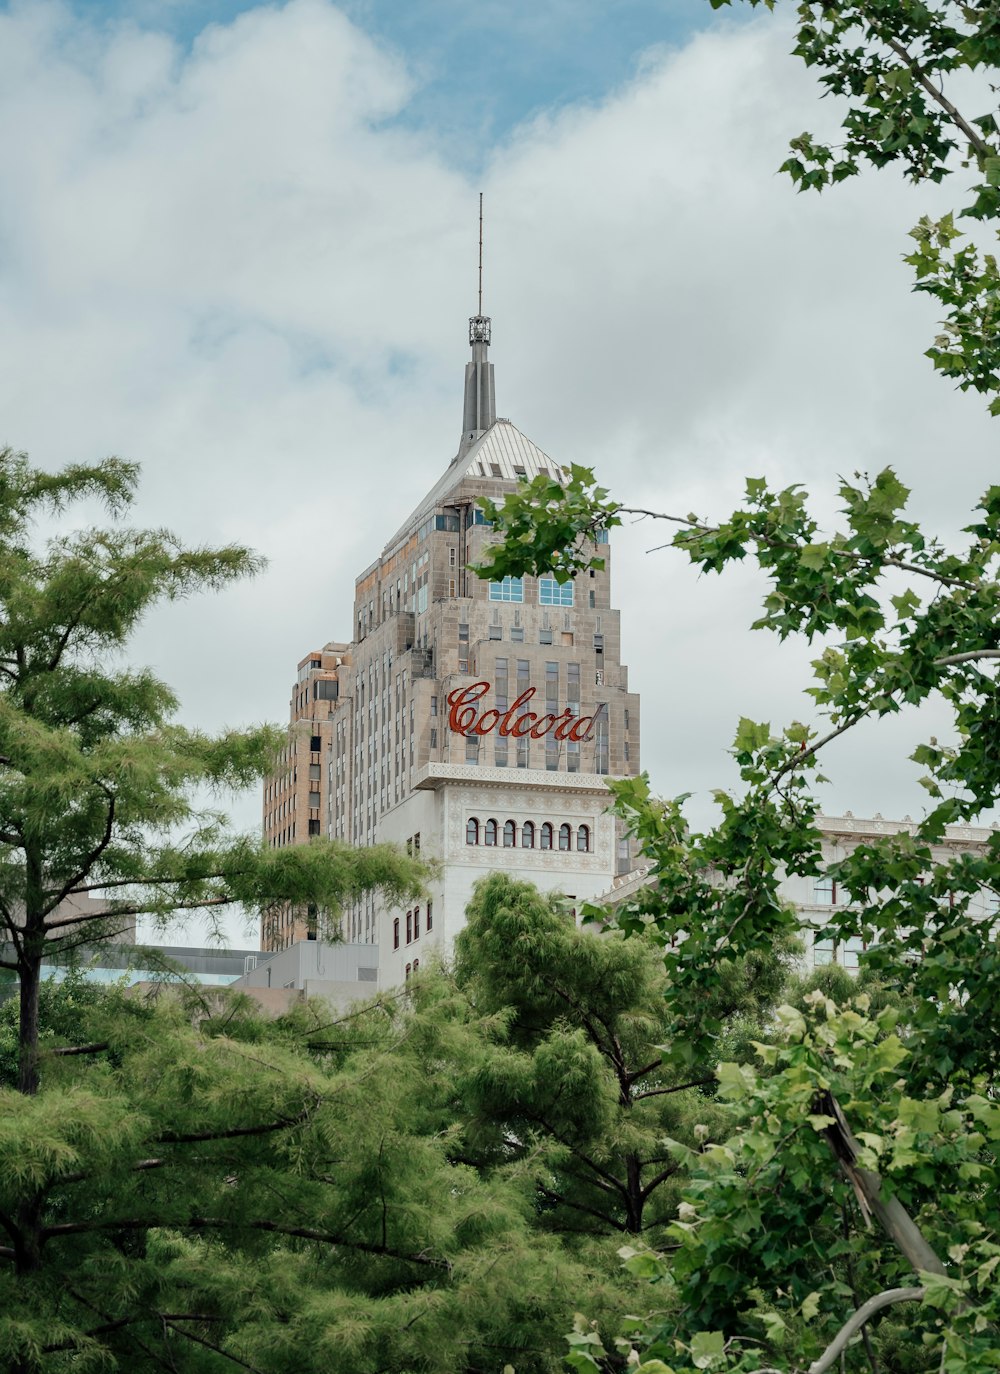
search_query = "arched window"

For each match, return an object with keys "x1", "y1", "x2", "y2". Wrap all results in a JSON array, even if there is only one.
[
  {"x1": 466, "y1": 817, "x2": 479, "y2": 846},
  {"x1": 406, "y1": 910, "x2": 413, "y2": 943},
  {"x1": 521, "y1": 821, "x2": 535, "y2": 849},
  {"x1": 413, "y1": 906, "x2": 420, "y2": 938},
  {"x1": 503, "y1": 820, "x2": 516, "y2": 848},
  {"x1": 393, "y1": 917, "x2": 400, "y2": 950},
  {"x1": 559, "y1": 823, "x2": 572, "y2": 851},
  {"x1": 540, "y1": 822, "x2": 553, "y2": 850},
  {"x1": 405, "y1": 963, "x2": 411, "y2": 980},
  {"x1": 413, "y1": 958, "x2": 419, "y2": 971},
  {"x1": 484, "y1": 818, "x2": 498, "y2": 847},
  {"x1": 577, "y1": 824, "x2": 590, "y2": 853}
]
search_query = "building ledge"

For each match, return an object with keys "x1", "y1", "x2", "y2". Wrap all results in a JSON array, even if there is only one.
[{"x1": 412, "y1": 762, "x2": 622, "y2": 796}]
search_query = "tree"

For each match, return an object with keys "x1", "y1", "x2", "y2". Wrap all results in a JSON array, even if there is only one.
[
  {"x1": 0, "y1": 447, "x2": 427, "y2": 1098},
  {"x1": 0, "y1": 973, "x2": 633, "y2": 1374},
  {"x1": 0, "y1": 447, "x2": 439, "y2": 1374},
  {"x1": 451, "y1": 873, "x2": 792, "y2": 1239},
  {"x1": 468, "y1": 3, "x2": 1000, "y2": 1366}
]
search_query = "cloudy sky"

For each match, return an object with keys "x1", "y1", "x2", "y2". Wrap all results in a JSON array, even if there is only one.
[{"x1": 1, "y1": 0, "x2": 996, "y2": 944}]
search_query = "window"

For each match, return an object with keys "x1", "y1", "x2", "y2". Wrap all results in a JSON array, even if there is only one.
[
  {"x1": 310, "y1": 735, "x2": 322, "y2": 752},
  {"x1": 489, "y1": 625, "x2": 502, "y2": 640},
  {"x1": 489, "y1": 577, "x2": 524, "y2": 602},
  {"x1": 466, "y1": 817, "x2": 479, "y2": 845},
  {"x1": 449, "y1": 547, "x2": 457, "y2": 567},
  {"x1": 484, "y1": 818, "x2": 498, "y2": 846},
  {"x1": 842, "y1": 935, "x2": 865, "y2": 969},
  {"x1": 540, "y1": 577, "x2": 574, "y2": 606},
  {"x1": 494, "y1": 736, "x2": 507, "y2": 767},
  {"x1": 539, "y1": 629, "x2": 553, "y2": 644},
  {"x1": 431, "y1": 695, "x2": 438, "y2": 715},
  {"x1": 521, "y1": 821, "x2": 535, "y2": 849},
  {"x1": 812, "y1": 935, "x2": 834, "y2": 966},
  {"x1": 309, "y1": 763, "x2": 321, "y2": 781},
  {"x1": 308, "y1": 792, "x2": 321, "y2": 808},
  {"x1": 393, "y1": 917, "x2": 400, "y2": 950},
  {"x1": 540, "y1": 823, "x2": 553, "y2": 850},
  {"x1": 813, "y1": 876, "x2": 836, "y2": 905},
  {"x1": 315, "y1": 679, "x2": 338, "y2": 700},
  {"x1": 412, "y1": 959, "x2": 419, "y2": 971},
  {"x1": 594, "y1": 634, "x2": 604, "y2": 654},
  {"x1": 459, "y1": 623, "x2": 469, "y2": 641},
  {"x1": 595, "y1": 529, "x2": 609, "y2": 544},
  {"x1": 577, "y1": 824, "x2": 590, "y2": 852},
  {"x1": 405, "y1": 963, "x2": 411, "y2": 980},
  {"x1": 511, "y1": 627, "x2": 524, "y2": 642},
  {"x1": 413, "y1": 906, "x2": 420, "y2": 939},
  {"x1": 559, "y1": 823, "x2": 572, "y2": 851},
  {"x1": 465, "y1": 735, "x2": 480, "y2": 764},
  {"x1": 426, "y1": 900, "x2": 433, "y2": 932},
  {"x1": 308, "y1": 819, "x2": 321, "y2": 836},
  {"x1": 406, "y1": 910, "x2": 413, "y2": 943},
  {"x1": 595, "y1": 712, "x2": 609, "y2": 775},
  {"x1": 503, "y1": 820, "x2": 516, "y2": 847}
]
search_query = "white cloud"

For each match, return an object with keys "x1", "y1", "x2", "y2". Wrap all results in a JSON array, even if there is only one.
[{"x1": 0, "y1": 0, "x2": 993, "y2": 940}]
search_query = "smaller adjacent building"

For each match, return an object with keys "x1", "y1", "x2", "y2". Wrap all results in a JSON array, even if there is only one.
[
  {"x1": 262, "y1": 643, "x2": 351, "y2": 948},
  {"x1": 594, "y1": 811, "x2": 1000, "y2": 971}
]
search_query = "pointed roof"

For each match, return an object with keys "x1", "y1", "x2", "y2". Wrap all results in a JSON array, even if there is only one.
[{"x1": 383, "y1": 420, "x2": 562, "y2": 551}]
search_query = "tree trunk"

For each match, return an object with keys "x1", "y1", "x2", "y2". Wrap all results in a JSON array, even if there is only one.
[
  {"x1": 624, "y1": 1153, "x2": 644, "y2": 1233},
  {"x1": 17, "y1": 945, "x2": 41, "y2": 1097},
  {"x1": 19, "y1": 847, "x2": 46, "y2": 1097}
]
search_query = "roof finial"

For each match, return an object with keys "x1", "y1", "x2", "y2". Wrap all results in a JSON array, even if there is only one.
[{"x1": 462, "y1": 192, "x2": 495, "y2": 447}]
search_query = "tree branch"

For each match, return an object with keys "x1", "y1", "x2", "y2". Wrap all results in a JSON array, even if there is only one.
[
  {"x1": 50, "y1": 1041, "x2": 110, "y2": 1057},
  {"x1": 807, "y1": 1287, "x2": 925, "y2": 1374},
  {"x1": 42, "y1": 788, "x2": 116, "y2": 919},
  {"x1": 932, "y1": 649, "x2": 1000, "y2": 668},
  {"x1": 881, "y1": 34, "x2": 991, "y2": 161},
  {"x1": 632, "y1": 1076, "x2": 716, "y2": 1101},
  {"x1": 41, "y1": 1217, "x2": 450, "y2": 1269},
  {"x1": 535, "y1": 1182, "x2": 628, "y2": 1232},
  {"x1": 157, "y1": 1109, "x2": 312, "y2": 1145},
  {"x1": 639, "y1": 1163, "x2": 679, "y2": 1202},
  {"x1": 162, "y1": 1320, "x2": 266, "y2": 1374},
  {"x1": 44, "y1": 894, "x2": 233, "y2": 930}
]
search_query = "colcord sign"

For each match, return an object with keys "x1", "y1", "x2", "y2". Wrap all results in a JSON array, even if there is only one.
[{"x1": 446, "y1": 681, "x2": 605, "y2": 741}]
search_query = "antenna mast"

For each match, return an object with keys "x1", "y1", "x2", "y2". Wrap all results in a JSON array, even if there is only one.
[{"x1": 478, "y1": 191, "x2": 483, "y2": 316}]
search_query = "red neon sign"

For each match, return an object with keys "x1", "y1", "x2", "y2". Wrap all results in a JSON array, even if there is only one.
[{"x1": 446, "y1": 681, "x2": 605, "y2": 742}]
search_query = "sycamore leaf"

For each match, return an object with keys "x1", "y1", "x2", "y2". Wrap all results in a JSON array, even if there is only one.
[{"x1": 690, "y1": 1331, "x2": 725, "y2": 1368}]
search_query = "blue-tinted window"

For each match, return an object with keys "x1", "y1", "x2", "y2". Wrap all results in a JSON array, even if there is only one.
[
  {"x1": 489, "y1": 577, "x2": 523, "y2": 603},
  {"x1": 539, "y1": 577, "x2": 573, "y2": 606}
]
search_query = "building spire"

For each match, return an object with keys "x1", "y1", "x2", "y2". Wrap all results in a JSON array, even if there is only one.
[{"x1": 461, "y1": 191, "x2": 495, "y2": 451}]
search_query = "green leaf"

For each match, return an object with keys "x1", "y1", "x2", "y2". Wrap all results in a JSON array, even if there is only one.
[{"x1": 690, "y1": 1331, "x2": 725, "y2": 1369}]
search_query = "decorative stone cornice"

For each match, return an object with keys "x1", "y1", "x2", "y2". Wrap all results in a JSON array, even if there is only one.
[{"x1": 412, "y1": 762, "x2": 617, "y2": 798}]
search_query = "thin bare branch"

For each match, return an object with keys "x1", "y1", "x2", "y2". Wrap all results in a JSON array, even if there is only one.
[
  {"x1": 932, "y1": 648, "x2": 1000, "y2": 667},
  {"x1": 807, "y1": 1287, "x2": 925, "y2": 1374}
]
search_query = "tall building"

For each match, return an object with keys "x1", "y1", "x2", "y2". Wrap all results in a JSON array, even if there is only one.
[
  {"x1": 262, "y1": 643, "x2": 350, "y2": 947},
  {"x1": 262, "y1": 311, "x2": 641, "y2": 976}
]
